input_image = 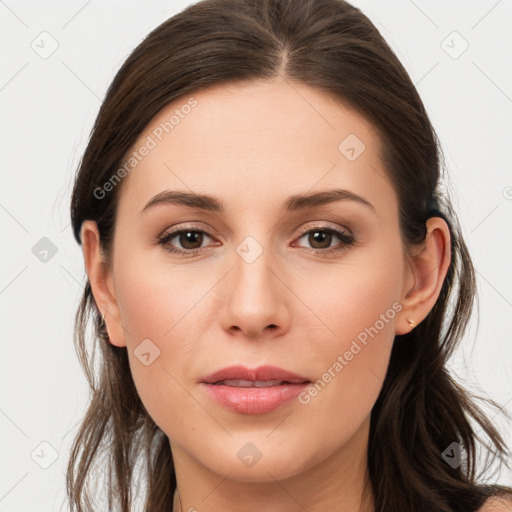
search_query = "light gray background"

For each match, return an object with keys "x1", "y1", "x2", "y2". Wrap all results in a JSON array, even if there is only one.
[{"x1": 0, "y1": 0, "x2": 511, "y2": 510}]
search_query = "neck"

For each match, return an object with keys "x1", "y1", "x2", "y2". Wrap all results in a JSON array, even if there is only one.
[{"x1": 171, "y1": 415, "x2": 375, "y2": 512}]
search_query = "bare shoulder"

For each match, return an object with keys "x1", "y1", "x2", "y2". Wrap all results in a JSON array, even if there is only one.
[{"x1": 478, "y1": 496, "x2": 512, "y2": 512}]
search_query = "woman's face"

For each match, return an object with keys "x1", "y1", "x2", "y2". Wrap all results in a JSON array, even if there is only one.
[{"x1": 88, "y1": 78, "x2": 419, "y2": 484}]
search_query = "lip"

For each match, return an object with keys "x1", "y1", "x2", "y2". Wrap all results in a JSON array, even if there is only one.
[
  {"x1": 201, "y1": 364, "x2": 310, "y2": 385},
  {"x1": 200, "y1": 365, "x2": 311, "y2": 415},
  {"x1": 202, "y1": 382, "x2": 310, "y2": 414}
]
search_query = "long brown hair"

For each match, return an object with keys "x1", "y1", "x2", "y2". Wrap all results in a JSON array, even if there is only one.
[{"x1": 68, "y1": 0, "x2": 512, "y2": 510}]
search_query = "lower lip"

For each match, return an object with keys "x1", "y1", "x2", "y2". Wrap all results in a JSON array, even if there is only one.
[{"x1": 201, "y1": 382, "x2": 309, "y2": 414}]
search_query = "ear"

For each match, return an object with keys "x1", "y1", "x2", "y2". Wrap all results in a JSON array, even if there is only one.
[
  {"x1": 395, "y1": 217, "x2": 452, "y2": 335},
  {"x1": 80, "y1": 220, "x2": 127, "y2": 347}
]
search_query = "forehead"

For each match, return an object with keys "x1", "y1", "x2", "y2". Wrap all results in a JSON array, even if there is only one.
[{"x1": 116, "y1": 78, "x2": 393, "y2": 217}]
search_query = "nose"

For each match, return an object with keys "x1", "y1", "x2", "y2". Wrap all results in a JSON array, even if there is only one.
[{"x1": 218, "y1": 242, "x2": 291, "y2": 340}]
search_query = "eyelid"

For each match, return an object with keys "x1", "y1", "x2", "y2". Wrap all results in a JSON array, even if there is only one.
[
  {"x1": 295, "y1": 221, "x2": 352, "y2": 237},
  {"x1": 157, "y1": 222, "x2": 218, "y2": 240},
  {"x1": 156, "y1": 220, "x2": 355, "y2": 256},
  {"x1": 158, "y1": 221, "x2": 350, "y2": 241}
]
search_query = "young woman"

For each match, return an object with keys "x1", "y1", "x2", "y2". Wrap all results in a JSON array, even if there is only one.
[{"x1": 67, "y1": 0, "x2": 512, "y2": 510}]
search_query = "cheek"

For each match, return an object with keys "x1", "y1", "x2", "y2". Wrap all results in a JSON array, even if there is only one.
[
  {"x1": 291, "y1": 242, "x2": 403, "y2": 428},
  {"x1": 110, "y1": 257, "x2": 198, "y2": 429},
  {"x1": 296, "y1": 239, "x2": 403, "y2": 353},
  {"x1": 114, "y1": 251, "x2": 208, "y2": 342}
]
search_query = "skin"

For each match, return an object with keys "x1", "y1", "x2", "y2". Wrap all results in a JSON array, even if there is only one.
[{"x1": 81, "y1": 77, "x2": 452, "y2": 512}]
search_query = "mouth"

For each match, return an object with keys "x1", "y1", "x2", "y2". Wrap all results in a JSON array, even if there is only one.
[
  {"x1": 200, "y1": 365, "x2": 311, "y2": 414},
  {"x1": 201, "y1": 364, "x2": 310, "y2": 385},
  {"x1": 210, "y1": 379, "x2": 309, "y2": 387},
  {"x1": 200, "y1": 366, "x2": 311, "y2": 415}
]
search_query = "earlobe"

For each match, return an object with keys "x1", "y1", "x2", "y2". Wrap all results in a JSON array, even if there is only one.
[
  {"x1": 396, "y1": 217, "x2": 451, "y2": 335},
  {"x1": 80, "y1": 220, "x2": 127, "y2": 347}
]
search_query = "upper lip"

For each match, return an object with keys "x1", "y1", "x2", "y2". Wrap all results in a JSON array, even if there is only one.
[{"x1": 201, "y1": 365, "x2": 310, "y2": 384}]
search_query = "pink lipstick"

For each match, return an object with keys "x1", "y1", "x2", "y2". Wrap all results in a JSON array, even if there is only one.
[{"x1": 201, "y1": 365, "x2": 311, "y2": 415}]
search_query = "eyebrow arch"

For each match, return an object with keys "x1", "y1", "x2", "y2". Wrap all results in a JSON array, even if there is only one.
[{"x1": 140, "y1": 188, "x2": 376, "y2": 214}]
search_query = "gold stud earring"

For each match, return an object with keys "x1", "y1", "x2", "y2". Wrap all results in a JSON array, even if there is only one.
[{"x1": 407, "y1": 318, "x2": 415, "y2": 327}]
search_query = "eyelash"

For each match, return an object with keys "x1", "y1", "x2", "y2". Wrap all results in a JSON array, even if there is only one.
[{"x1": 156, "y1": 223, "x2": 356, "y2": 257}]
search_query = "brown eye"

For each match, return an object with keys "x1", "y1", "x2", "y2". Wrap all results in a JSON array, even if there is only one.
[
  {"x1": 157, "y1": 228, "x2": 213, "y2": 255},
  {"x1": 177, "y1": 231, "x2": 204, "y2": 250},
  {"x1": 295, "y1": 226, "x2": 354, "y2": 254},
  {"x1": 307, "y1": 230, "x2": 334, "y2": 249}
]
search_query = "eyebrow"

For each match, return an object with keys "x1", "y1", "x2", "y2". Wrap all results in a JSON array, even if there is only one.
[{"x1": 140, "y1": 188, "x2": 376, "y2": 214}]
